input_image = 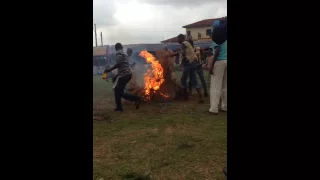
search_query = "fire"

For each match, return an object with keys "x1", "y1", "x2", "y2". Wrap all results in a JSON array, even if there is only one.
[{"x1": 139, "y1": 50, "x2": 165, "y2": 100}]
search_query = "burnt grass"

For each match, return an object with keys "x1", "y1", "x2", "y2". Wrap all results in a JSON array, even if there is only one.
[{"x1": 93, "y1": 72, "x2": 227, "y2": 180}]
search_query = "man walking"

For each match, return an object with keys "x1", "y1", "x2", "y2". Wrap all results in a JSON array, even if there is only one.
[{"x1": 104, "y1": 43, "x2": 141, "y2": 111}]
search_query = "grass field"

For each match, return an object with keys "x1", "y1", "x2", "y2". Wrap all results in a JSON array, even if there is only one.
[{"x1": 93, "y1": 72, "x2": 227, "y2": 180}]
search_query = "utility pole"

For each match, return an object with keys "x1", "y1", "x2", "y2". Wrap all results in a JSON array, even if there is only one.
[
  {"x1": 100, "y1": 32, "x2": 103, "y2": 46},
  {"x1": 94, "y1": 23, "x2": 98, "y2": 47}
]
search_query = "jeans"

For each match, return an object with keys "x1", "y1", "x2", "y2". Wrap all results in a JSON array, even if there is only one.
[
  {"x1": 189, "y1": 63, "x2": 208, "y2": 94},
  {"x1": 181, "y1": 60, "x2": 199, "y2": 88},
  {"x1": 114, "y1": 74, "x2": 140, "y2": 110}
]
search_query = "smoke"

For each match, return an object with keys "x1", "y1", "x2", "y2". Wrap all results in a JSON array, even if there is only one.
[{"x1": 132, "y1": 63, "x2": 147, "y2": 87}]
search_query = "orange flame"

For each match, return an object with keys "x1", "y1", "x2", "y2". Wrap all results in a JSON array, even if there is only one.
[{"x1": 139, "y1": 50, "x2": 165, "y2": 100}]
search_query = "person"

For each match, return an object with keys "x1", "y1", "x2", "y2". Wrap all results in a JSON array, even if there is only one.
[
  {"x1": 167, "y1": 34, "x2": 203, "y2": 103},
  {"x1": 189, "y1": 62, "x2": 208, "y2": 97},
  {"x1": 195, "y1": 46, "x2": 201, "y2": 64},
  {"x1": 126, "y1": 48, "x2": 139, "y2": 92},
  {"x1": 126, "y1": 48, "x2": 133, "y2": 65},
  {"x1": 208, "y1": 20, "x2": 227, "y2": 114},
  {"x1": 161, "y1": 46, "x2": 176, "y2": 83},
  {"x1": 189, "y1": 46, "x2": 208, "y2": 97},
  {"x1": 104, "y1": 43, "x2": 141, "y2": 112}
]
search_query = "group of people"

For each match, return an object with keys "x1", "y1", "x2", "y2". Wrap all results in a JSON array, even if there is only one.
[{"x1": 104, "y1": 18, "x2": 227, "y2": 115}]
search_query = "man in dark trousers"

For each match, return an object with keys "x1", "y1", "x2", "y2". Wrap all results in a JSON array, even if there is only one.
[
  {"x1": 104, "y1": 43, "x2": 141, "y2": 111},
  {"x1": 166, "y1": 34, "x2": 204, "y2": 103},
  {"x1": 189, "y1": 63, "x2": 208, "y2": 97}
]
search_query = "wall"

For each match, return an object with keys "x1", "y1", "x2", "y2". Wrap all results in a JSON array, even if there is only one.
[
  {"x1": 185, "y1": 26, "x2": 212, "y2": 41},
  {"x1": 93, "y1": 46, "x2": 107, "y2": 56}
]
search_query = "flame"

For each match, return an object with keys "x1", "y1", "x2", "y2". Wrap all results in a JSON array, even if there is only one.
[{"x1": 139, "y1": 50, "x2": 165, "y2": 100}]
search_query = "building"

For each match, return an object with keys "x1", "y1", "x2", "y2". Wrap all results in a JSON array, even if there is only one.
[
  {"x1": 161, "y1": 16, "x2": 226, "y2": 45},
  {"x1": 161, "y1": 36, "x2": 183, "y2": 43},
  {"x1": 183, "y1": 17, "x2": 226, "y2": 42},
  {"x1": 93, "y1": 46, "x2": 108, "y2": 75}
]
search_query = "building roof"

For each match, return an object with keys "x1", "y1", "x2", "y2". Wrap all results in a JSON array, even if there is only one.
[
  {"x1": 161, "y1": 35, "x2": 186, "y2": 43},
  {"x1": 182, "y1": 17, "x2": 226, "y2": 28}
]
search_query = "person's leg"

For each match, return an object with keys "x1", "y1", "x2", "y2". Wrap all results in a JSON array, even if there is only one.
[
  {"x1": 180, "y1": 64, "x2": 189, "y2": 100},
  {"x1": 113, "y1": 76, "x2": 125, "y2": 111},
  {"x1": 209, "y1": 60, "x2": 227, "y2": 114},
  {"x1": 188, "y1": 72, "x2": 192, "y2": 96},
  {"x1": 220, "y1": 65, "x2": 227, "y2": 111},
  {"x1": 118, "y1": 74, "x2": 141, "y2": 109},
  {"x1": 196, "y1": 66, "x2": 208, "y2": 97},
  {"x1": 189, "y1": 64, "x2": 203, "y2": 103}
]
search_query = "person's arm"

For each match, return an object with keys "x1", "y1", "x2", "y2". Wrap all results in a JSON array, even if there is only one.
[
  {"x1": 105, "y1": 54, "x2": 122, "y2": 73},
  {"x1": 167, "y1": 51, "x2": 179, "y2": 57},
  {"x1": 180, "y1": 42, "x2": 188, "y2": 62},
  {"x1": 209, "y1": 46, "x2": 220, "y2": 75}
]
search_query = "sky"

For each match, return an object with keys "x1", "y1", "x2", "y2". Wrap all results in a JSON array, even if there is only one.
[{"x1": 93, "y1": 0, "x2": 227, "y2": 46}]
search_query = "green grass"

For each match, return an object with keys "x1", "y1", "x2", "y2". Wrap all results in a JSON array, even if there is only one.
[{"x1": 93, "y1": 73, "x2": 227, "y2": 180}]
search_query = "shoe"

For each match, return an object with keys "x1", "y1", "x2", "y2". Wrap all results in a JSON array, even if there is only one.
[
  {"x1": 219, "y1": 109, "x2": 227, "y2": 112},
  {"x1": 135, "y1": 98, "x2": 141, "y2": 109}
]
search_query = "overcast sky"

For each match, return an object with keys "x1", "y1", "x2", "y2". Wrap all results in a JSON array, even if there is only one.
[{"x1": 93, "y1": 0, "x2": 227, "y2": 46}]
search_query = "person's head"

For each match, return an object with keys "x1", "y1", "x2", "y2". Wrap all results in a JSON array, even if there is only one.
[
  {"x1": 177, "y1": 34, "x2": 185, "y2": 44},
  {"x1": 127, "y1": 48, "x2": 133, "y2": 56},
  {"x1": 163, "y1": 45, "x2": 168, "y2": 51},
  {"x1": 211, "y1": 19, "x2": 227, "y2": 45},
  {"x1": 115, "y1": 43, "x2": 123, "y2": 51}
]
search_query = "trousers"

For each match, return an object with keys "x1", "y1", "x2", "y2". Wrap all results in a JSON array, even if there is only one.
[
  {"x1": 209, "y1": 60, "x2": 227, "y2": 113},
  {"x1": 113, "y1": 74, "x2": 140, "y2": 110},
  {"x1": 189, "y1": 63, "x2": 208, "y2": 94},
  {"x1": 181, "y1": 60, "x2": 199, "y2": 88}
]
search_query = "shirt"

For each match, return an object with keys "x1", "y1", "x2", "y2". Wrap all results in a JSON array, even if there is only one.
[
  {"x1": 115, "y1": 49, "x2": 131, "y2": 77},
  {"x1": 180, "y1": 41, "x2": 197, "y2": 64},
  {"x1": 212, "y1": 40, "x2": 227, "y2": 61}
]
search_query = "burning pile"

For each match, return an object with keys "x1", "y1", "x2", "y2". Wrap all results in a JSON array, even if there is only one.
[
  {"x1": 128, "y1": 50, "x2": 177, "y2": 102},
  {"x1": 139, "y1": 50, "x2": 165, "y2": 100}
]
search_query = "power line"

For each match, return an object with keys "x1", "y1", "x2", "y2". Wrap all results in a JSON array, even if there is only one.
[{"x1": 94, "y1": 23, "x2": 98, "y2": 47}]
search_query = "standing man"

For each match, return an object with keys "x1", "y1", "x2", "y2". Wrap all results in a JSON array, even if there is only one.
[
  {"x1": 188, "y1": 46, "x2": 208, "y2": 97},
  {"x1": 208, "y1": 19, "x2": 227, "y2": 114},
  {"x1": 104, "y1": 43, "x2": 141, "y2": 112},
  {"x1": 167, "y1": 34, "x2": 203, "y2": 103}
]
